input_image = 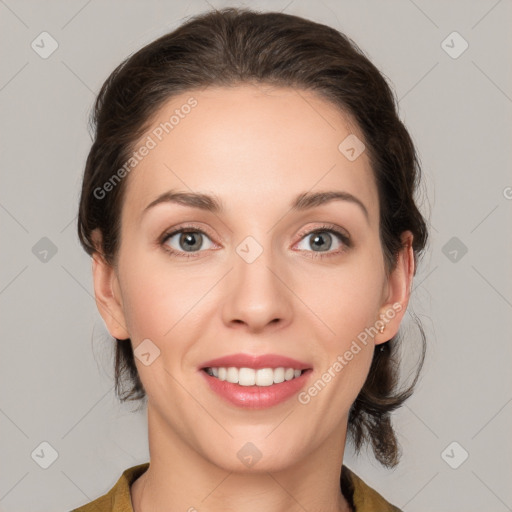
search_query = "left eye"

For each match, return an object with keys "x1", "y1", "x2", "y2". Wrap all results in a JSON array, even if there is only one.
[
  {"x1": 296, "y1": 230, "x2": 345, "y2": 253},
  {"x1": 163, "y1": 230, "x2": 214, "y2": 253}
]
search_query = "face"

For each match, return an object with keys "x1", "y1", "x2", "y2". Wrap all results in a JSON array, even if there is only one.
[{"x1": 93, "y1": 84, "x2": 413, "y2": 473}]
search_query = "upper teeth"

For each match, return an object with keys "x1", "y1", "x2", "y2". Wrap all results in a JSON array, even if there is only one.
[{"x1": 205, "y1": 367, "x2": 303, "y2": 387}]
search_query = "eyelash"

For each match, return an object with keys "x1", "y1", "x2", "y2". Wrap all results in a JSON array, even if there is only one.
[{"x1": 159, "y1": 223, "x2": 351, "y2": 260}]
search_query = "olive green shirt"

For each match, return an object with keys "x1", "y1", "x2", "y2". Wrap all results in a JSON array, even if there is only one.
[{"x1": 72, "y1": 463, "x2": 402, "y2": 511}]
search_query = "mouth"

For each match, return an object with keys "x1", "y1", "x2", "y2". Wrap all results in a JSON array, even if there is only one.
[
  {"x1": 202, "y1": 366, "x2": 306, "y2": 387},
  {"x1": 199, "y1": 354, "x2": 313, "y2": 409}
]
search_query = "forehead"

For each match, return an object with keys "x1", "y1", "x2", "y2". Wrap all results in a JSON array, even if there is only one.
[{"x1": 121, "y1": 84, "x2": 378, "y2": 224}]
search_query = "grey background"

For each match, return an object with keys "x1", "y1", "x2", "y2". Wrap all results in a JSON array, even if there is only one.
[{"x1": 1, "y1": 0, "x2": 511, "y2": 511}]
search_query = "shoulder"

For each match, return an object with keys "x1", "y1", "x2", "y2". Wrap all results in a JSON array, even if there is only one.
[
  {"x1": 342, "y1": 465, "x2": 403, "y2": 512},
  {"x1": 71, "y1": 462, "x2": 150, "y2": 512}
]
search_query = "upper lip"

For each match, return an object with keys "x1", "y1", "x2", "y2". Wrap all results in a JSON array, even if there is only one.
[{"x1": 200, "y1": 353, "x2": 312, "y2": 370}]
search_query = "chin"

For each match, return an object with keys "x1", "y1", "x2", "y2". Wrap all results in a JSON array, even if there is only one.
[{"x1": 202, "y1": 439, "x2": 302, "y2": 474}]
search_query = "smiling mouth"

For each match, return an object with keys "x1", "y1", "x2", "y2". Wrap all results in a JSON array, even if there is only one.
[{"x1": 202, "y1": 367, "x2": 307, "y2": 387}]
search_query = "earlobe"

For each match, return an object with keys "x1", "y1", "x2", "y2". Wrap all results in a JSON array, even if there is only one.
[
  {"x1": 375, "y1": 231, "x2": 415, "y2": 345},
  {"x1": 91, "y1": 234, "x2": 130, "y2": 340}
]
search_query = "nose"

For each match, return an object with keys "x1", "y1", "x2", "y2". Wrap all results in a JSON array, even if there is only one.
[{"x1": 221, "y1": 242, "x2": 293, "y2": 333}]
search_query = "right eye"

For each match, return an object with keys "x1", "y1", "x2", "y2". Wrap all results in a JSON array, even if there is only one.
[{"x1": 162, "y1": 228, "x2": 216, "y2": 258}]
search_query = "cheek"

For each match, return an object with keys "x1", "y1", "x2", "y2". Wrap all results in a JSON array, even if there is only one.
[
  {"x1": 312, "y1": 260, "x2": 385, "y2": 343},
  {"x1": 116, "y1": 243, "x2": 168, "y2": 340},
  {"x1": 117, "y1": 247, "x2": 214, "y2": 342},
  {"x1": 301, "y1": 262, "x2": 383, "y2": 409}
]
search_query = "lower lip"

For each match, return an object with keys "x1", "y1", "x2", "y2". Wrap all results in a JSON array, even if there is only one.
[{"x1": 200, "y1": 369, "x2": 312, "y2": 409}]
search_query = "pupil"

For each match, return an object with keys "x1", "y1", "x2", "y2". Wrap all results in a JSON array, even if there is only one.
[
  {"x1": 312, "y1": 232, "x2": 331, "y2": 251},
  {"x1": 181, "y1": 232, "x2": 201, "y2": 252}
]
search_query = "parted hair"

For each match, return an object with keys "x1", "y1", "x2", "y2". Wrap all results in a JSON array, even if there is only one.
[{"x1": 78, "y1": 7, "x2": 428, "y2": 468}]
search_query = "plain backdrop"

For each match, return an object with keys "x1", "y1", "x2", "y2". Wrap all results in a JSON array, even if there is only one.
[{"x1": 1, "y1": 1, "x2": 511, "y2": 511}]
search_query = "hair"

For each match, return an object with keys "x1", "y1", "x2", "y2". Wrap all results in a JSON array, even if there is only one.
[{"x1": 77, "y1": 7, "x2": 428, "y2": 469}]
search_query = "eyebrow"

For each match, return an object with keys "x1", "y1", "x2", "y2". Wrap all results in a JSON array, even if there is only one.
[{"x1": 142, "y1": 189, "x2": 369, "y2": 220}]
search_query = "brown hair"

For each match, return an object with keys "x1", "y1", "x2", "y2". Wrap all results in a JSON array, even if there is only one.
[{"x1": 78, "y1": 7, "x2": 428, "y2": 468}]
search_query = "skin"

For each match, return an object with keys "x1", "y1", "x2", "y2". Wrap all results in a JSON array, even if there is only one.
[{"x1": 92, "y1": 84, "x2": 414, "y2": 512}]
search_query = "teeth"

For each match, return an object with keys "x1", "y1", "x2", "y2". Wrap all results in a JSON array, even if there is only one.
[
  {"x1": 255, "y1": 368, "x2": 274, "y2": 386},
  {"x1": 205, "y1": 367, "x2": 304, "y2": 386},
  {"x1": 239, "y1": 367, "x2": 256, "y2": 386},
  {"x1": 273, "y1": 367, "x2": 285, "y2": 384}
]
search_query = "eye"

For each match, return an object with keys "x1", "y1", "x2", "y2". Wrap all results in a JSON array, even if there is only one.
[
  {"x1": 295, "y1": 225, "x2": 350, "y2": 257},
  {"x1": 160, "y1": 223, "x2": 350, "y2": 259},
  {"x1": 162, "y1": 228, "x2": 215, "y2": 257}
]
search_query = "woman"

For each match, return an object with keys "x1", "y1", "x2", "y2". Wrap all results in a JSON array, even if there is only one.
[{"x1": 73, "y1": 7, "x2": 427, "y2": 512}]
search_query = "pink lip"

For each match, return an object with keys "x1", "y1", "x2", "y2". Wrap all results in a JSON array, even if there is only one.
[
  {"x1": 199, "y1": 353, "x2": 313, "y2": 409},
  {"x1": 200, "y1": 369, "x2": 312, "y2": 409},
  {"x1": 200, "y1": 353, "x2": 311, "y2": 370}
]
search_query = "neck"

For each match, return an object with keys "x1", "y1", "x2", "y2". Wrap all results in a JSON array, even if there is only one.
[{"x1": 131, "y1": 404, "x2": 352, "y2": 512}]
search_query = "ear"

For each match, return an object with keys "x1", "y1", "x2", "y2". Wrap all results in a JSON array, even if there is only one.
[
  {"x1": 374, "y1": 231, "x2": 415, "y2": 345},
  {"x1": 91, "y1": 229, "x2": 130, "y2": 340}
]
